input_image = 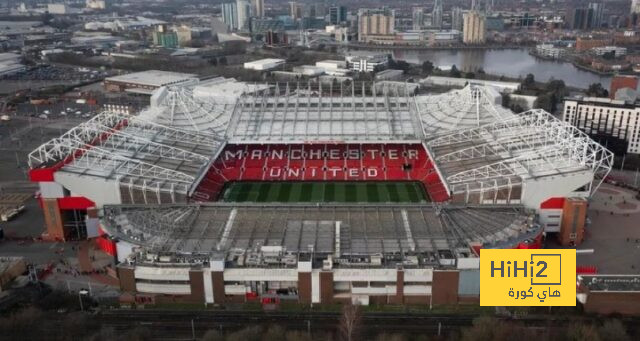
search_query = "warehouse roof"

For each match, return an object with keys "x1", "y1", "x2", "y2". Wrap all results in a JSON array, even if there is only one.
[{"x1": 105, "y1": 70, "x2": 197, "y2": 88}]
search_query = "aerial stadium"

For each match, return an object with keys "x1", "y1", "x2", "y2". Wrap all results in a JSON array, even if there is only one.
[{"x1": 27, "y1": 78, "x2": 613, "y2": 306}]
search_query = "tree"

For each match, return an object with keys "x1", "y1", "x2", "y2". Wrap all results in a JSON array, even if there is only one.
[
  {"x1": 389, "y1": 59, "x2": 410, "y2": 72},
  {"x1": 587, "y1": 83, "x2": 609, "y2": 97},
  {"x1": 263, "y1": 325, "x2": 286, "y2": 341},
  {"x1": 339, "y1": 304, "x2": 362, "y2": 341},
  {"x1": 466, "y1": 72, "x2": 476, "y2": 79},
  {"x1": 502, "y1": 93, "x2": 511, "y2": 108},
  {"x1": 598, "y1": 320, "x2": 630, "y2": 341},
  {"x1": 534, "y1": 93, "x2": 553, "y2": 112},
  {"x1": 201, "y1": 330, "x2": 225, "y2": 341},
  {"x1": 522, "y1": 73, "x2": 535, "y2": 90},
  {"x1": 461, "y1": 316, "x2": 537, "y2": 341},
  {"x1": 449, "y1": 64, "x2": 462, "y2": 78},
  {"x1": 421, "y1": 61, "x2": 434, "y2": 75},
  {"x1": 602, "y1": 51, "x2": 616, "y2": 60},
  {"x1": 566, "y1": 323, "x2": 600, "y2": 341}
]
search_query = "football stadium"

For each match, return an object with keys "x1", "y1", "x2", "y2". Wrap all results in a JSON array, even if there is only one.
[{"x1": 27, "y1": 78, "x2": 613, "y2": 305}]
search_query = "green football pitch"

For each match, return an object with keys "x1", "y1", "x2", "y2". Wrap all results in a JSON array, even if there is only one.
[{"x1": 220, "y1": 181, "x2": 429, "y2": 203}]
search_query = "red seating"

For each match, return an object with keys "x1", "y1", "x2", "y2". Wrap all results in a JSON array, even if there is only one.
[
  {"x1": 325, "y1": 144, "x2": 346, "y2": 168},
  {"x1": 191, "y1": 143, "x2": 452, "y2": 203},
  {"x1": 384, "y1": 145, "x2": 404, "y2": 167}
]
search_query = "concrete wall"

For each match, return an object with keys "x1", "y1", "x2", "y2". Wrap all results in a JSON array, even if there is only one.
[
  {"x1": 55, "y1": 173, "x2": 122, "y2": 207},
  {"x1": 521, "y1": 171, "x2": 592, "y2": 209}
]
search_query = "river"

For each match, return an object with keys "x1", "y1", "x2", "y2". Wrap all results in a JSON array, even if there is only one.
[{"x1": 362, "y1": 48, "x2": 613, "y2": 89}]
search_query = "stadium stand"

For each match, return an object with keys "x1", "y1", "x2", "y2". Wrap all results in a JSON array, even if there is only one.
[{"x1": 193, "y1": 143, "x2": 450, "y2": 202}]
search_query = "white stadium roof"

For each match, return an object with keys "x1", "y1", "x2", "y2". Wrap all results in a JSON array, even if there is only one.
[
  {"x1": 102, "y1": 203, "x2": 541, "y2": 263},
  {"x1": 427, "y1": 109, "x2": 614, "y2": 203},
  {"x1": 28, "y1": 79, "x2": 613, "y2": 207},
  {"x1": 28, "y1": 112, "x2": 223, "y2": 202}
]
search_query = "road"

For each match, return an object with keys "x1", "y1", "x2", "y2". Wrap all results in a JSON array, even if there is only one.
[{"x1": 95, "y1": 309, "x2": 640, "y2": 340}]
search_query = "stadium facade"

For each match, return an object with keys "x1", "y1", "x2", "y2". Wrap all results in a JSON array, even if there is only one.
[{"x1": 28, "y1": 78, "x2": 613, "y2": 306}]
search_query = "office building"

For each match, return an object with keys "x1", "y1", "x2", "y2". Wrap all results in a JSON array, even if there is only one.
[
  {"x1": 632, "y1": 0, "x2": 640, "y2": 14},
  {"x1": 330, "y1": 5, "x2": 348, "y2": 25},
  {"x1": 463, "y1": 11, "x2": 486, "y2": 44}
]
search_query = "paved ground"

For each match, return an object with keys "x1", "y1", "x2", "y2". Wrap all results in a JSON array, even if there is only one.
[{"x1": 577, "y1": 183, "x2": 640, "y2": 274}]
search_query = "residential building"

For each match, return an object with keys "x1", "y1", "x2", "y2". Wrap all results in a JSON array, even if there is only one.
[
  {"x1": 451, "y1": 7, "x2": 464, "y2": 31},
  {"x1": 222, "y1": 1, "x2": 238, "y2": 30},
  {"x1": 290, "y1": 2, "x2": 303, "y2": 21},
  {"x1": 463, "y1": 11, "x2": 485, "y2": 44},
  {"x1": 610, "y1": 75, "x2": 639, "y2": 99},
  {"x1": 536, "y1": 44, "x2": 566, "y2": 59},
  {"x1": 563, "y1": 97, "x2": 640, "y2": 154},
  {"x1": 47, "y1": 3, "x2": 69, "y2": 14},
  {"x1": 575, "y1": 37, "x2": 611, "y2": 52},
  {"x1": 432, "y1": 0, "x2": 443, "y2": 29},
  {"x1": 358, "y1": 8, "x2": 395, "y2": 42},
  {"x1": 86, "y1": 0, "x2": 106, "y2": 10},
  {"x1": 592, "y1": 46, "x2": 627, "y2": 57},
  {"x1": 153, "y1": 24, "x2": 178, "y2": 48},
  {"x1": 251, "y1": 0, "x2": 264, "y2": 18},
  {"x1": 632, "y1": 0, "x2": 640, "y2": 14},
  {"x1": 412, "y1": 8, "x2": 424, "y2": 30},
  {"x1": 237, "y1": 0, "x2": 251, "y2": 30},
  {"x1": 175, "y1": 26, "x2": 192, "y2": 46}
]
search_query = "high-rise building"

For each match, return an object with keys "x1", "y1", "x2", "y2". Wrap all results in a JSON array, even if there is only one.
[
  {"x1": 329, "y1": 6, "x2": 348, "y2": 25},
  {"x1": 432, "y1": 0, "x2": 443, "y2": 29},
  {"x1": 463, "y1": 11, "x2": 486, "y2": 44},
  {"x1": 222, "y1": 1, "x2": 238, "y2": 30},
  {"x1": 251, "y1": 0, "x2": 264, "y2": 18},
  {"x1": 452, "y1": 7, "x2": 464, "y2": 31},
  {"x1": 237, "y1": 0, "x2": 251, "y2": 30},
  {"x1": 153, "y1": 24, "x2": 179, "y2": 48},
  {"x1": 632, "y1": 0, "x2": 640, "y2": 14},
  {"x1": 563, "y1": 97, "x2": 640, "y2": 155},
  {"x1": 358, "y1": 8, "x2": 395, "y2": 42},
  {"x1": 412, "y1": 8, "x2": 425, "y2": 30},
  {"x1": 471, "y1": 0, "x2": 480, "y2": 11},
  {"x1": 315, "y1": 3, "x2": 327, "y2": 18},
  {"x1": 290, "y1": 1, "x2": 303, "y2": 20},
  {"x1": 588, "y1": 2, "x2": 604, "y2": 29},
  {"x1": 570, "y1": 3, "x2": 605, "y2": 30}
]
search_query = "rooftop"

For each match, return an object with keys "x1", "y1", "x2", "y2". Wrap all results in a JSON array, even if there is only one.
[
  {"x1": 580, "y1": 275, "x2": 640, "y2": 292},
  {"x1": 102, "y1": 203, "x2": 540, "y2": 267},
  {"x1": 427, "y1": 109, "x2": 613, "y2": 200},
  {"x1": 105, "y1": 70, "x2": 198, "y2": 88},
  {"x1": 28, "y1": 112, "x2": 224, "y2": 201}
]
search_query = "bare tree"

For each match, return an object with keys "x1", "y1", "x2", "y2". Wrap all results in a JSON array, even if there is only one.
[{"x1": 339, "y1": 304, "x2": 362, "y2": 341}]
